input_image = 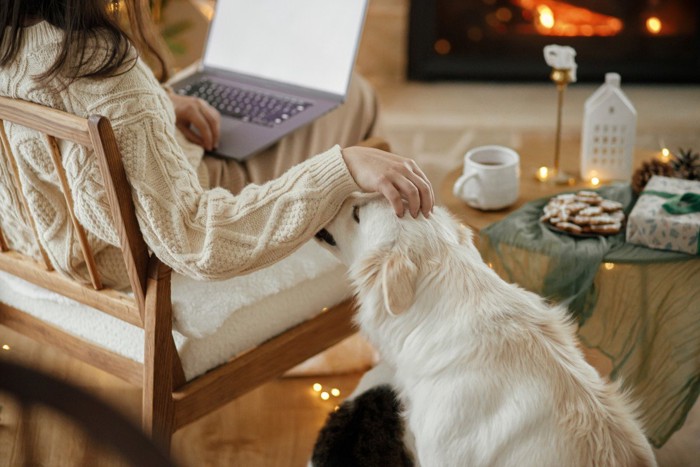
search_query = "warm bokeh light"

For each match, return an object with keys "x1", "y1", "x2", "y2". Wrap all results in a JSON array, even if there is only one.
[
  {"x1": 320, "y1": 391, "x2": 330, "y2": 401},
  {"x1": 434, "y1": 39, "x2": 451, "y2": 55},
  {"x1": 659, "y1": 147, "x2": 671, "y2": 162},
  {"x1": 591, "y1": 177, "x2": 601, "y2": 186},
  {"x1": 537, "y1": 5, "x2": 555, "y2": 29},
  {"x1": 646, "y1": 17, "x2": 662, "y2": 35},
  {"x1": 106, "y1": 0, "x2": 120, "y2": 15},
  {"x1": 2, "y1": 344, "x2": 9, "y2": 350},
  {"x1": 536, "y1": 166, "x2": 550, "y2": 182},
  {"x1": 312, "y1": 383, "x2": 322, "y2": 392},
  {"x1": 604, "y1": 263, "x2": 615, "y2": 270},
  {"x1": 496, "y1": 7, "x2": 513, "y2": 23},
  {"x1": 330, "y1": 388, "x2": 341, "y2": 397}
]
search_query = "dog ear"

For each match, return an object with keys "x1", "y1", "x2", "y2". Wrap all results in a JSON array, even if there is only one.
[
  {"x1": 381, "y1": 250, "x2": 418, "y2": 316},
  {"x1": 457, "y1": 223, "x2": 473, "y2": 246}
]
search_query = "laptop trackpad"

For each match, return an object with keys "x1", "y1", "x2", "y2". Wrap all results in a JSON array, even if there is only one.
[{"x1": 210, "y1": 118, "x2": 265, "y2": 161}]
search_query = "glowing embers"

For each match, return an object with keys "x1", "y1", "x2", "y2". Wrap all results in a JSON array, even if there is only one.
[
  {"x1": 514, "y1": 0, "x2": 623, "y2": 36},
  {"x1": 646, "y1": 16, "x2": 662, "y2": 35}
]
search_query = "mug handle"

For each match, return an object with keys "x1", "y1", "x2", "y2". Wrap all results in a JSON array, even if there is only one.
[{"x1": 453, "y1": 172, "x2": 479, "y2": 203}]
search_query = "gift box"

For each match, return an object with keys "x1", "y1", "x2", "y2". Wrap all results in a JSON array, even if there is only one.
[{"x1": 626, "y1": 176, "x2": 700, "y2": 255}]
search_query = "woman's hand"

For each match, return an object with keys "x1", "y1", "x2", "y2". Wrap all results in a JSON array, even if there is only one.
[
  {"x1": 341, "y1": 146, "x2": 434, "y2": 218},
  {"x1": 169, "y1": 93, "x2": 221, "y2": 151}
]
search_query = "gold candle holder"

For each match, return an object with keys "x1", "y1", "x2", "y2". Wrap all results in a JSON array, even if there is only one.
[{"x1": 536, "y1": 67, "x2": 576, "y2": 185}]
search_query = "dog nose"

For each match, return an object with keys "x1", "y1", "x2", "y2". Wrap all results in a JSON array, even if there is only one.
[{"x1": 314, "y1": 228, "x2": 336, "y2": 246}]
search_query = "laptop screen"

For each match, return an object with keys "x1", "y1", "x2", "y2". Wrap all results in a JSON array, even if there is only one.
[{"x1": 203, "y1": 0, "x2": 368, "y2": 97}]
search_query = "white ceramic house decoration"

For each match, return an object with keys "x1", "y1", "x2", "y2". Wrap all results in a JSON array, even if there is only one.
[{"x1": 580, "y1": 73, "x2": 637, "y2": 181}]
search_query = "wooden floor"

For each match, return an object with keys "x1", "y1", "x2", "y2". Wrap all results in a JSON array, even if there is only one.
[
  {"x1": 0, "y1": 326, "x2": 363, "y2": 467},
  {"x1": 4, "y1": 324, "x2": 700, "y2": 466}
]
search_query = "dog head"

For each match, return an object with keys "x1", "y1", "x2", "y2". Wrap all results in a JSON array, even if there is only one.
[{"x1": 315, "y1": 197, "x2": 473, "y2": 317}]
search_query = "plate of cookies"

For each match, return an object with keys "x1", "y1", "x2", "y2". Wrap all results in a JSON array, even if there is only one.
[{"x1": 540, "y1": 190, "x2": 625, "y2": 237}]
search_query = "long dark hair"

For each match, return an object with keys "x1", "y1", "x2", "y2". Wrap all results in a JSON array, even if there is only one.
[{"x1": 0, "y1": 0, "x2": 171, "y2": 83}]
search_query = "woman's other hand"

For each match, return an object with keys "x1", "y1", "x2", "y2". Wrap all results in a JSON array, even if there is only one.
[
  {"x1": 169, "y1": 93, "x2": 221, "y2": 151},
  {"x1": 341, "y1": 146, "x2": 434, "y2": 218}
]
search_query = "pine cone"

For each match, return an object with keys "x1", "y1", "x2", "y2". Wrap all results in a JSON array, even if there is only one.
[
  {"x1": 631, "y1": 158, "x2": 675, "y2": 194},
  {"x1": 670, "y1": 148, "x2": 700, "y2": 181}
]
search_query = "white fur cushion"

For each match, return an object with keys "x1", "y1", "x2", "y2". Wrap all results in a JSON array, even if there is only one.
[{"x1": 0, "y1": 241, "x2": 351, "y2": 380}]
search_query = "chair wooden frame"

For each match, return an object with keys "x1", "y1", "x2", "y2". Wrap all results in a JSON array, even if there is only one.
[{"x1": 0, "y1": 96, "x2": 388, "y2": 451}]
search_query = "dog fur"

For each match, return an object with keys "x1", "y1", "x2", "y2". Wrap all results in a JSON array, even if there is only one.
[
  {"x1": 316, "y1": 198, "x2": 657, "y2": 467},
  {"x1": 311, "y1": 384, "x2": 414, "y2": 467}
]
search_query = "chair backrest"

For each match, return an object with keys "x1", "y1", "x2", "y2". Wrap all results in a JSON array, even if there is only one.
[{"x1": 0, "y1": 96, "x2": 150, "y2": 322}]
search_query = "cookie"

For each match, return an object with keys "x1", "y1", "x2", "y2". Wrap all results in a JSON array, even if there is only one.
[
  {"x1": 555, "y1": 221, "x2": 583, "y2": 234},
  {"x1": 566, "y1": 202, "x2": 589, "y2": 215},
  {"x1": 578, "y1": 206, "x2": 603, "y2": 217},
  {"x1": 600, "y1": 200, "x2": 623, "y2": 212},
  {"x1": 587, "y1": 214, "x2": 618, "y2": 225},
  {"x1": 572, "y1": 215, "x2": 592, "y2": 226},
  {"x1": 609, "y1": 210, "x2": 626, "y2": 221},
  {"x1": 577, "y1": 190, "x2": 599, "y2": 198},
  {"x1": 591, "y1": 222, "x2": 621, "y2": 234},
  {"x1": 575, "y1": 191, "x2": 602, "y2": 205},
  {"x1": 551, "y1": 193, "x2": 577, "y2": 204}
]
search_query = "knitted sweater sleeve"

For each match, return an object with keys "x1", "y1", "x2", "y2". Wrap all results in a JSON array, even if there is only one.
[{"x1": 83, "y1": 61, "x2": 359, "y2": 280}]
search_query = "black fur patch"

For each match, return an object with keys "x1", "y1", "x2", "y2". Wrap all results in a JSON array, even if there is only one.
[{"x1": 311, "y1": 385, "x2": 414, "y2": 467}]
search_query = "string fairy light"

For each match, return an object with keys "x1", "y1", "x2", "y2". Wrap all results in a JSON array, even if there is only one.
[
  {"x1": 536, "y1": 166, "x2": 551, "y2": 182},
  {"x1": 311, "y1": 383, "x2": 342, "y2": 402}
]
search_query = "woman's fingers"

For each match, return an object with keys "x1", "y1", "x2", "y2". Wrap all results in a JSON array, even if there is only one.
[
  {"x1": 378, "y1": 180, "x2": 405, "y2": 217},
  {"x1": 391, "y1": 172, "x2": 421, "y2": 218},
  {"x1": 405, "y1": 160, "x2": 435, "y2": 214},
  {"x1": 199, "y1": 100, "x2": 221, "y2": 149},
  {"x1": 169, "y1": 93, "x2": 221, "y2": 151},
  {"x1": 188, "y1": 104, "x2": 215, "y2": 150},
  {"x1": 178, "y1": 124, "x2": 204, "y2": 147},
  {"x1": 341, "y1": 146, "x2": 435, "y2": 218}
]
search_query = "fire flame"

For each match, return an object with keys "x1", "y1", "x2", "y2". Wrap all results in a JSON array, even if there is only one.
[
  {"x1": 537, "y1": 5, "x2": 555, "y2": 29},
  {"x1": 646, "y1": 17, "x2": 662, "y2": 35},
  {"x1": 514, "y1": 0, "x2": 623, "y2": 37}
]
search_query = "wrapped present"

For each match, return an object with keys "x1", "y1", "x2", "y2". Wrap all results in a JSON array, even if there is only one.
[{"x1": 626, "y1": 176, "x2": 700, "y2": 255}]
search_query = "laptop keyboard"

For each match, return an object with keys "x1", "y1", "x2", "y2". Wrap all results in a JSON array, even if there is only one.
[{"x1": 177, "y1": 79, "x2": 312, "y2": 128}]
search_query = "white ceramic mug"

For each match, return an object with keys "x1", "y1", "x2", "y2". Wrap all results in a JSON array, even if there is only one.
[{"x1": 452, "y1": 145, "x2": 520, "y2": 210}]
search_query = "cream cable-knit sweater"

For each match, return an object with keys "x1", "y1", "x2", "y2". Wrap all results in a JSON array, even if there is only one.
[{"x1": 0, "y1": 22, "x2": 359, "y2": 288}]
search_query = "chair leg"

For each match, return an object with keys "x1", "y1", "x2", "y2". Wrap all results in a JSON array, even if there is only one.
[{"x1": 142, "y1": 259, "x2": 176, "y2": 452}]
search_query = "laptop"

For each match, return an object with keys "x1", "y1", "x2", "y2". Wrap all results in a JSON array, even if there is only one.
[{"x1": 171, "y1": 0, "x2": 369, "y2": 160}]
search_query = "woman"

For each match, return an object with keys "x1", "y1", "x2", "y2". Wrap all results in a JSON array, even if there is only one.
[{"x1": 0, "y1": 0, "x2": 433, "y2": 288}]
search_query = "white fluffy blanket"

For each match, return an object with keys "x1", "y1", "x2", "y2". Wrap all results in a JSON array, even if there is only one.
[{"x1": 170, "y1": 241, "x2": 347, "y2": 337}]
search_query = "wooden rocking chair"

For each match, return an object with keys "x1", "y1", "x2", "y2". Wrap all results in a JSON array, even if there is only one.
[{"x1": 0, "y1": 96, "x2": 386, "y2": 451}]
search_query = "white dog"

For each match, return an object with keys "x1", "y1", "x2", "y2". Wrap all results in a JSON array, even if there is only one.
[{"x1": 315, "y1": 198, "x2": 656, "y2": 467}]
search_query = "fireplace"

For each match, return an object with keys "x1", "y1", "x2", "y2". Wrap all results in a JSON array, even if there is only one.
[{"x1": 408, "y1": 0, "x2": 700, "y2": 83}]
